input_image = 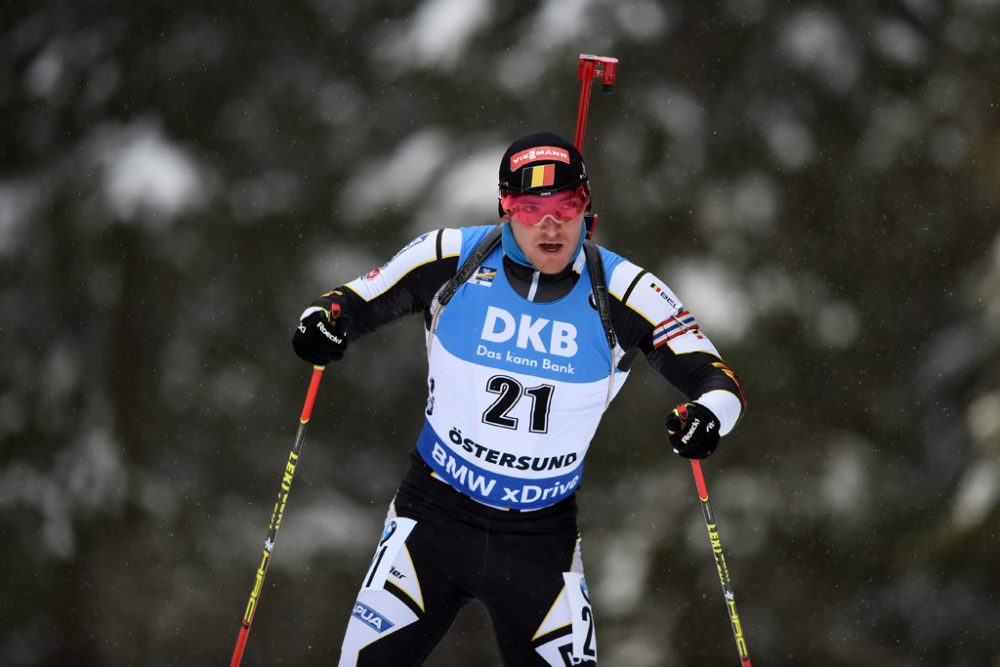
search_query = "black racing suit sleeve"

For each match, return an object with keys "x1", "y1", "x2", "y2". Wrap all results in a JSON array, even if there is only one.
[
  {"x1": 328, "y1": 229, "x2": 460, "y2": 339},
  {"x1": 608, "y1": 297, "x2": 748, "y2": 409}
]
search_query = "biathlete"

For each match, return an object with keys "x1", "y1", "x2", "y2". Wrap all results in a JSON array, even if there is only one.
[{"x1": 292, "y1": 132, "x2": 747, "y2": 666}]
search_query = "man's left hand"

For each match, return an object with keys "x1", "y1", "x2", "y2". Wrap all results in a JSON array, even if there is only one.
[{"x1": 665, "y1": 402, "x2": 721, "y2": 459}]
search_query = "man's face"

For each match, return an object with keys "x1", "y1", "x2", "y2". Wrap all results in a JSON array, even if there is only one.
[{"x1": 503, "y1": 186, "x2": 589, "y2": 274}]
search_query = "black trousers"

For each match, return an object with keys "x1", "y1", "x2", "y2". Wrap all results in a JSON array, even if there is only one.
[{"x1": 338, "y1": 455, "x2": 597, "y2": 666}]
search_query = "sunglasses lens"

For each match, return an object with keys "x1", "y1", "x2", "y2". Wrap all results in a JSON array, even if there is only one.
[{"x1": 502, "y1": 187, "x2": 588, "y2": 225}]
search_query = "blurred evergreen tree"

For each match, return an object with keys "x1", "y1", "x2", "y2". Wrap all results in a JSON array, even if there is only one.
[{"x1": 1, "y1": 1, "x2": 998, "y2": 665}]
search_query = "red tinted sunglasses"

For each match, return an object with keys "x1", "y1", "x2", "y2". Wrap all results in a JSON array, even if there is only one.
[{"x1": 501, "y1": 185, "x2": 589, "y2": 225}]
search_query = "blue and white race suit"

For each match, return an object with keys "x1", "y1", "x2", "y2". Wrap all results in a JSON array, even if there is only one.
[{"x1": 323, "y1": 224, "x2": 746, "y2": 666}]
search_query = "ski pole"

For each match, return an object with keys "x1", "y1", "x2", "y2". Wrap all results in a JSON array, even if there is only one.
[
  {"x1": 573, "y1": 53, "x2": 618, "y2": 239},
  {"x1": 689, "y1": 459, "x2": 752, "y2": 666},
  {"x1": 230, "y1": 365, "x2": 325, "y2": 667}
]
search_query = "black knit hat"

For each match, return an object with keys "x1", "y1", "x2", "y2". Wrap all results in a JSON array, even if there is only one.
[{"x1": 498, "y1": 132, "x2": 588, "y2": 196}]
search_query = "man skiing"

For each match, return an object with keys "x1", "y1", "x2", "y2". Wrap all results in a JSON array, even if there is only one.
[{"x1": 292, "y1": 131, "x2": 747, "y2": 666}]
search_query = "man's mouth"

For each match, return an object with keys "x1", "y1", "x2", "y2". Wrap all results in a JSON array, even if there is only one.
[{"x1": 539, "y1": 243, "x2": 562, "y2": 254}]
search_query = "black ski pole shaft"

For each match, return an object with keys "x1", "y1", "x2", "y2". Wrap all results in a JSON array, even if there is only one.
[{"x1": 690, "y1": 459, "x2": 752, "y2": 666}]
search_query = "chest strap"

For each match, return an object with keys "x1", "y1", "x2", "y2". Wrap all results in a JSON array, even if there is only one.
[
  {"x1": 582, "y1": 238, "x2": 616, "y2": 350},
  {"x1": 436, "y1": 224, "x2": 503, "y2": 307}
]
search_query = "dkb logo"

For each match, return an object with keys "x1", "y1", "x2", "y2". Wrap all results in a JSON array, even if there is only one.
[{"x1": 480, "y1": 306, "x2": 578, "y2": 357}]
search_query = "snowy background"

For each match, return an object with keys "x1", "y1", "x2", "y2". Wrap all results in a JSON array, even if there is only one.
[{"x1": 2, "y1": 1, "x2": 999, "y2": 665}]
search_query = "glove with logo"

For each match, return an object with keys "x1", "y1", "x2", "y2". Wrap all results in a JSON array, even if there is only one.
[
  {"x1": 292, "y1": 291, "x2": 350, "y2": 366},
  {"x1": 665, "y1": 402, "x2": 721, "y2": 459}
]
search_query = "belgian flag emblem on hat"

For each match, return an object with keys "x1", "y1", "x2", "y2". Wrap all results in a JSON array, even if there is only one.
[{"x1": 521, "y1": 164, "x2": 556, "y2": 190}]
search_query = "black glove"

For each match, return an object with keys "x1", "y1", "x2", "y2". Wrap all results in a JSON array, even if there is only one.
[
  {"x1": 665, "y1": 402, "x2": 721, "y2": 459},
  {"x1": 292, "y1": 291, "x2": 349, "y2": 366}
]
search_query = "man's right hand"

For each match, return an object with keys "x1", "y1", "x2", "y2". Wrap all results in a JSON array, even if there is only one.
[{"x1": 292, "y1": 292, "x2": 349, "y2": 366}]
